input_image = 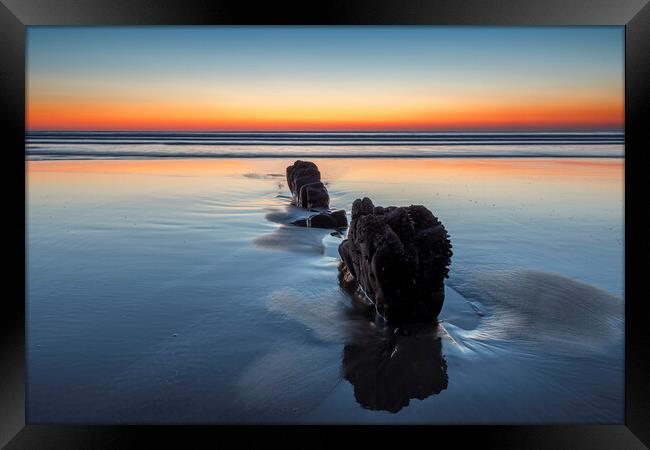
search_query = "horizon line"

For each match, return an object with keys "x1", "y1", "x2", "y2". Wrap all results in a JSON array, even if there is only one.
[{"x1": 26, "y1": 129, "x2": 625, "y2": 134}]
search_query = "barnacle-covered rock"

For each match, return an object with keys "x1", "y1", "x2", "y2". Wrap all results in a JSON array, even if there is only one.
[{"x1": 338, "y1": 197, "x2": 452, "y2": 323}]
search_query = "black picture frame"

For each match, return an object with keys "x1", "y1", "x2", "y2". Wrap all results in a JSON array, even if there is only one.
[{"x1": 1, "y1": 0, "x2": 648, "y2": 447}]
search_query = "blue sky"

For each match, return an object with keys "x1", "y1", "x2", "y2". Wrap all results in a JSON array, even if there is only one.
[{"x1": 26, "y1": 26, "x2": 624, "y2": 131}]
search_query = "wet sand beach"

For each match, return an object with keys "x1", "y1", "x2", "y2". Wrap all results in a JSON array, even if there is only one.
[{"x1": 26, "y1": 157, "x2": 624, "y2": 423}]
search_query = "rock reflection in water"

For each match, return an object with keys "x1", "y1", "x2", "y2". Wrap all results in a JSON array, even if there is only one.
[{"x1": 342, "y1": 316, "x2": 448, "y2": 413}]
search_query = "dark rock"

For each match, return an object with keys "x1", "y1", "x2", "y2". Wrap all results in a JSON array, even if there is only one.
[
  {"x1": 338, "y1": 197, "x2": 452, "y2": 323},
  {"x1": 291, "y1": 212, "x2": 336, "y2": 229},
  {"x1": 291, "y1": 210, "x2": 348, "y2": 229},
  {"x1": 298, "y1": 181, "x2": 329, "y2": 210},
  {"x1": 285, "y1": 161, "x2": 348, "y2": 230},
  {"x1": 330, "y1": 209, "x2": 348, "y2": 228},
  {"x1": 338, "y1": 260, "x2": 358, "y2": 293},
  {"x1": 286, "y1": 160, "x2": 329, "y2": 209}
]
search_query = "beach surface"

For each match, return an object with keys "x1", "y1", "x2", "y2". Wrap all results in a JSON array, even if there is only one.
[{"x1": 26, "y1": 157, "x2": 624, "y2": 423}]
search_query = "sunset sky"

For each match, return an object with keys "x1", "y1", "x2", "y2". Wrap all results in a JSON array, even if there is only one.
[{"x1": 26, "y1": 26, "x2": 624, "y2": 132}]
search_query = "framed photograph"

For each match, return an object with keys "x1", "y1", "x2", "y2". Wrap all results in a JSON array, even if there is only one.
[{"x1": 2, "y1": 0, "x2": 649, "y2": 447}]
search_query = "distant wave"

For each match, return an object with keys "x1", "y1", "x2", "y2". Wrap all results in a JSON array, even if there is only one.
[
  {"x1": 27, "y1": 131, "x2": 624, "y2": 145},
  {"x1": 26, "y1": 147, "x2": 625, "y2": 160},
  {"x1": 26, "y1": 131, "x2": 624, "y2": 159}
]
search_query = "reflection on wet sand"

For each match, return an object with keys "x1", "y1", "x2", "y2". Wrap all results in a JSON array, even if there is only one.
[
  {"x1": 257, "y1": 285, "x2": 450, "y2": 415},
  {"x1": 252, "y1": 224, "x2": 329, "y2": 254},
  {"x1": 342, "y1": 316, "x2": 448, "y2": 413},
  {"x1": 27, "y1": 157, "x2": 623, "y2": 422}
]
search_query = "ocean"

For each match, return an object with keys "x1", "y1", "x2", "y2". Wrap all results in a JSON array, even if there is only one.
[{"x1": 26, "y1": 131, "x2": 624, "y2": 159}]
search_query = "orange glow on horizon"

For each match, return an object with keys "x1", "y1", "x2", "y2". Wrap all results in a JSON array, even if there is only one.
[{"x1": 27, "y1": 97, "x2": 624, "y2": 131}]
